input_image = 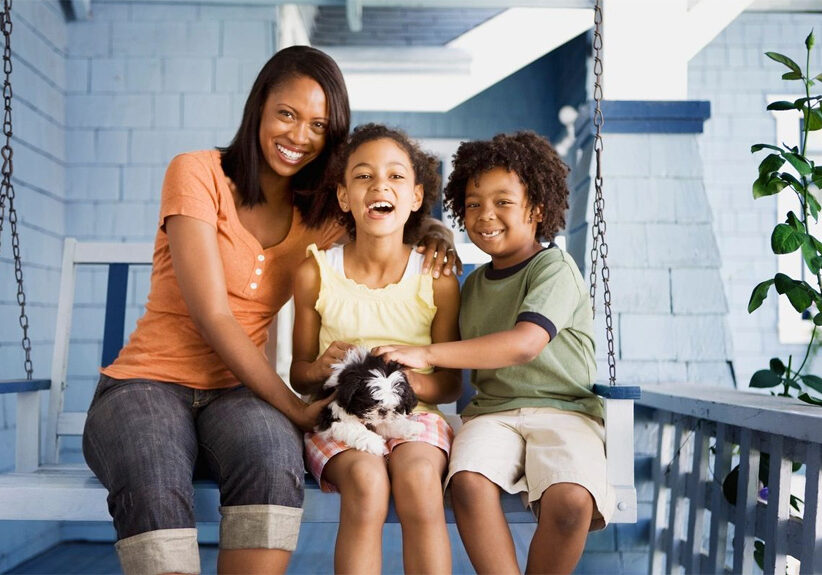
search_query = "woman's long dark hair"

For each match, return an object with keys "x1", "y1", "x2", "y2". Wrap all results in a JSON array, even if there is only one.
[{"x1": 219, "y1": 46, "x2": 350, "y2": 227}]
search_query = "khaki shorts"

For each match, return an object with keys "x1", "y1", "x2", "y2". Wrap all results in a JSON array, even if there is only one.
[{"x1": 445, "y1": 406, "x2": 614, "y2": 531}]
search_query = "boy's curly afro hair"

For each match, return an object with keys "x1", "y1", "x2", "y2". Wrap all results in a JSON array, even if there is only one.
[
  {"x1": 443, "y1": 131, "x2": 569, "y2": 241},
  {"x1": 323, "y1": 123, "x2": 441, "y2": 243}
]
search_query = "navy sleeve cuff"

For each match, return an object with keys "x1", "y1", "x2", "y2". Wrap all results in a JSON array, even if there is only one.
[{"x1": 516, "y1": 312, "x2": 557, "y2": 340}]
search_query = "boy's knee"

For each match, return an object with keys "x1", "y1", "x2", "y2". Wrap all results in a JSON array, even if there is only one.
[
  {"x1": 450, "y1": 470, "x2": 494, "y2": 507},
  {"x1": 539, "y1": 483, "x2": 594, "y2": 534}
]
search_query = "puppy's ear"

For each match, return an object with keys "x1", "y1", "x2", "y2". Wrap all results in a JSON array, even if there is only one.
[
  {"x1": 334, "y1": 367, "x2": 360, "y2": 409},
  {"x1": 315, "y1": 405, "x2": 336, "y2": 431},
  {"x1": 397, "y1": 374, "x2": 418, "y2": 415}
]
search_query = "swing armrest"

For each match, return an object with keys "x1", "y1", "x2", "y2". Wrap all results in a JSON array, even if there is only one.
[
  {"x1": 593, "y1": 384, "x2": 641, "y2": 400},
  {"x1": 0, "y1": 379, "x2": 51, "y2": 394}
]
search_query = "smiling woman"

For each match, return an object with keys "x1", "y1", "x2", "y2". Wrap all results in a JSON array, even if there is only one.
[{"x1": 80, "y1": 46, "x2": 457, "y2": 575}]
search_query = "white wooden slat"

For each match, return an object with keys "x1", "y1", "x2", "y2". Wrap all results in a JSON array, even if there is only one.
[
  {"x1": 15, "y1": 391, "x2": 41, "y2": 473},
  {"x1": 685, "y1": 424, "x2": 709, "y2": 574},
  {"x1": 763, "y1": 435, "x2": 791, "y2": 575},
  {"x1": 650, "y1": 411, "x2": 674, "y2": 575},
  {"x1": 664, "y1": 420, "x2": 685, "y2": 574},
  {"x1": 73, "y1": 241, "x2": 154, "y2": 264},
  {"x1": 42, "y1": 239, "x2": 79, "y2": 466},
  {"x1": 56, "y1": 412, "x2": 87, "y2": 437},
  {"x1": 708, "y1": 423, "x2": 731, "y2": 574},
  {"x1": 732, "y1": 428, "x2": 759, "y2": 575},
  {"x1": 800, "y1": 443, "x2": 822, "y2": 574},
  {"x1": 603, "y1": 397, "x2": 637, "y2": 522}
]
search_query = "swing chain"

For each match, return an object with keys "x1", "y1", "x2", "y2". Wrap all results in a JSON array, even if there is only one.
[
  {"x1": 588, "y1": 0, "x2": 616, "y2": 386},
  {"x1": 0, "y1": 0, "x2": 32, "y2": 380}
]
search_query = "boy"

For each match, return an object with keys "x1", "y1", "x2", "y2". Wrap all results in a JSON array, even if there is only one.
[{"x1": 375, "y1": 131, "x2": 614, "y2": 574}]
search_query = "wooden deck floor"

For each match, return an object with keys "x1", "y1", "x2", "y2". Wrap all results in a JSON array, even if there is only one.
[{"x1": 8, "y1": 524, "x2": 537, "y2": 574}]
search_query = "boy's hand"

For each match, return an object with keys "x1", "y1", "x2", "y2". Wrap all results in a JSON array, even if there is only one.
[
  {"x1": 311, "y1": 340, "x2": 355, "y2": 381},
  {"x1": 373, "y1": 344, "x2": 431, "y2": 369}
]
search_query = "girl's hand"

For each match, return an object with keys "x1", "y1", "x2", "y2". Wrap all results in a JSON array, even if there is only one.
[
  {"x1": 373, "y1": 344, "x2": 431, "y2": 370},
  {"x1": 311, "y1": 340, "x2": 355, "y2": 381},
  {"x1": 293, "y1": 392, "x2": 336, "y2": 433},
  {"x1": 415, "y1": 220, "x2": 463, "y2": 278}
]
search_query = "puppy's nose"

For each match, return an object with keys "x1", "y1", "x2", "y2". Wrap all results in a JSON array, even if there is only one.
[{"x1": 378, "y1": 408, "x2": 388, "y2": 416}]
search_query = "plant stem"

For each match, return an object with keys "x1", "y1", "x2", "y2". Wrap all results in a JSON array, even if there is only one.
[{"x1": 795, "y1": 326, "x2": 817, "y2": 378}]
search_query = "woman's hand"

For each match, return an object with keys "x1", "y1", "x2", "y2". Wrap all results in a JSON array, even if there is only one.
[
  {"x1": 373, "y1": 344, "x2": 431, "y2": 370},
  {"x1": 293, "y1": 393, "x2": 336, "y2": 433},
  {"x1": 415, "y1": 219, "x2": 463, "y2": 278}
]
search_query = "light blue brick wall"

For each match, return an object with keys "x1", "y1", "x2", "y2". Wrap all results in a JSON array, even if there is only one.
[
  {"x1": 0, "y1": 1, "x2": 68, "y2": 570},
  {"x1": 689, "y1": 11, "x2": 822, "y2": 389}
]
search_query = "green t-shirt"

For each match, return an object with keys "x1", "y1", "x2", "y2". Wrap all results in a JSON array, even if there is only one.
[{"x1": 459, "y1": 247, "x2": 602, "y2": 420}]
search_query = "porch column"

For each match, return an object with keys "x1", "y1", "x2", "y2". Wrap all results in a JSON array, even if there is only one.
[{"x1": 566, "y1": 100, "x2": 734, "y2": 388}]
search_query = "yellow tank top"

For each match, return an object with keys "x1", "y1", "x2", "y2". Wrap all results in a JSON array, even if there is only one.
[{"x1": 308, "y1": 243, "x2": 441, "y2": 414}]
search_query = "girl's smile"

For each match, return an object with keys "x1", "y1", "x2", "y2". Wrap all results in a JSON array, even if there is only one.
[{"x1": 338, "y1": 138, "x2": 423, "y2": 238}]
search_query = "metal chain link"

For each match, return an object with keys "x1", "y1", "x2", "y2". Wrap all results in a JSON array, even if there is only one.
[
  {"x1": 588, "y1": 0, "x2": 616, "y2": 386},
  {"x1": 0, "y1": 0, "x2": 33, "y2": 380}
]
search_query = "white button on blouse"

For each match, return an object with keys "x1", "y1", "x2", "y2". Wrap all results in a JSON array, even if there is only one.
[
  {"x1": 257, "y1": 254, "x2": 265, "y2": 262},
  {"x1": 255, "y1": 268, "x2": 262, "y2": 276},
  {"x1": 250, "y1": 282, "x2": 258, "y2": 290}
]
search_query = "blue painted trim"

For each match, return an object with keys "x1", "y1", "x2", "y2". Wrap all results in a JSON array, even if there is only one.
[
  {"x1": 0, "y1": 379, "x2": 51, "y2": 394},
  {"x1": 101, "y1": 263, "x2": 129, "y2": 367},
  {"x1": 575, "y1": 100, "x2": 711, "y2": 141},
  {"x1": 593, "y1": 383, "x2": 641, "y2": 400}
]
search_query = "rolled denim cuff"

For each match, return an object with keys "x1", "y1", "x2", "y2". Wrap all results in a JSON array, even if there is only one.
[
  {"x1": 220, "y1": 504, "x2": 303, "y2": 551},
  {"x1": 115, "y1": 527, "x2": 200, "y2": 575}
]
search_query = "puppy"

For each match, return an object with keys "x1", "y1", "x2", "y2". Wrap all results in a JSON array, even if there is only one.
[{"x1": 315, "y1": 347, "x2": 425, "y2": 456}]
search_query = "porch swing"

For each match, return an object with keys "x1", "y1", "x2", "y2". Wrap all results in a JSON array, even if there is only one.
[{"x1": 0, "y1": 0, "x2": 638, "y2": 527}]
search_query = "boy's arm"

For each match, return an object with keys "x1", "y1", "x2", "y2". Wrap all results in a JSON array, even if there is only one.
[
  {"x1": 405, "y1": 273, "x2": 463, "y2": 404},
  {"x1": 289, "y1": 257, "x2": 353, "y2": 394},
  {"x1": 375, "y1": 321, "x2": 551, "y2": 371}
]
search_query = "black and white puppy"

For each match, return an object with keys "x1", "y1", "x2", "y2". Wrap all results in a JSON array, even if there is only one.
[{"x1": 315, "y1": 347, "x2": 425, "y2": 456}]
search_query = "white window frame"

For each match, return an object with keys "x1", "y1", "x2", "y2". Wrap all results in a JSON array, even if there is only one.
[{"x1": 771, "y1": 95, "x2": 822, "y2": 344}]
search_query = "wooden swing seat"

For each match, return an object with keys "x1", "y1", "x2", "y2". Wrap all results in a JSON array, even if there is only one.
[{"x1": 0, "y1": 238, "x2": 637, "y2": 526}]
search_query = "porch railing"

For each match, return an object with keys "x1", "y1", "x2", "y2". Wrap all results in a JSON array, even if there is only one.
[{"x1": 637, "y1": 383, "x2": 822, "y2": 575}]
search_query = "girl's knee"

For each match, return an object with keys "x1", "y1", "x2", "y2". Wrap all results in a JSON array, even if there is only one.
[
  {"x1": 539, "y1": 483, "x2": 594, "y2": 534},
  {"x1": 339, "y1": 458, "x2": 390, "y2": 521},
  {"x1": 392, "y1": 459, "x2": 445, "y2": 522}
]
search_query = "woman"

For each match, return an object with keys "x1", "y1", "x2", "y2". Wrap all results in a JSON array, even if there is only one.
[{"x1": 82, "y1": 46, "x2": 457, "y2": 575}]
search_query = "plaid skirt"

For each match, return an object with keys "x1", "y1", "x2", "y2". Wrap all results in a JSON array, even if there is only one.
[{"x1": 304, "y1": 411, "x2": 453, "y2": 493}]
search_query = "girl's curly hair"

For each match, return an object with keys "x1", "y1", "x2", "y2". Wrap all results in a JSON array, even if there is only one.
[
  {"x1": 443, "y1": 131, "x2": 569, "y2": 241},
  {"x1": 323, "y1": 123, "x2": 441, "y2": 243}
]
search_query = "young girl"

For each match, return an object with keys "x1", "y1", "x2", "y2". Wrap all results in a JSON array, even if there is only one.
[
  {"x1": 376, "y1": 132, "x2": 614, "y2": 575},
  {"x1": 290, "y1": 124, "x2": 462, "y2": 575}
]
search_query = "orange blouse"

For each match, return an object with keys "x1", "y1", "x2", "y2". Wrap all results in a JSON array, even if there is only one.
[{"x1": 102, "y1": 150, "x2": 342, "y2": 389}]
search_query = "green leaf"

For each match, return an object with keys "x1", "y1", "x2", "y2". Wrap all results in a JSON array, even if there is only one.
[
  {"x1": 767, "y1": 100, "x2": 797, "y2": 111},
  {"x1": 788, "y1": 285, "x2": 814, "y2": 312},
  {"x1": 784, "y1": 153, "x2": 814, "y2": 176},
  {"x1": 798, "y1": 392, "x2": 822, "y2": 406},
  {"x1": 814, "y1": 311, "x2": 822, "y2": 325},
  {"x1": 815, "y1": 73, "x2": 822, "y2": 82},
  {"x1": 781, "y1": 171, "x2": 805, "y2": 193},
  {"x1": 790, "y1": 494, "x2": 802, "y2": 513},
  {"x1": 770, "y1": 357, "x2": 786, "y2": 375},
  {"x1": 753, "y1": 175, "x2": 789, "y2": 199},
  {"x1": 754, "y1": 540, "x2": 765, "y2": 571},
  {"x1": 774, "y1": 273, "x2": 795, "y2": 293},
  {"x1": 766, "y1": 51, "x2": 802, "y2": 74},
  {"x1": 808, "y1": 193, "x2": 821, "y2": 220},
  {"x1": 783, "y1": 71, "x2": 804, "y2": 81},
  {"x1": 749, "y1": 279, "x2": 774, "y2": 312},
  {"x1": 809, "y1": 109, "x2": 822, "y2": 131},
  {"x1": 787, "y1": 210, "x2": 805, "y2": 231},
  {"x1": 751, "y1": 143, "x2": 784, "y2": 153},
  {"x1": 751, "y1": 369, "x2": 783, "y2": 388},
  {"x1": 802, "y1": 238, "x2": 820, "y2": 273},
  {"x1": 787, "y1": 378, "x2": 802, "y2": 391},
  {"x1": 771, "y1": 223, "x2": 805, "y2": 254},
  {"x1": 759, "y1": 153, "x2": 786, "y2": 176},
  {"x1": 800, "y1": 374, "x2": 822, "y2": 394},
  {"x1": 807, "y1": 30, "x2": 816, "y2": 51}
]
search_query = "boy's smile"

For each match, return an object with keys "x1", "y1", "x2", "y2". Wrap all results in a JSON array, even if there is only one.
[{"x1": 464, "y1": 167, "x2": 543, "y2": 269}]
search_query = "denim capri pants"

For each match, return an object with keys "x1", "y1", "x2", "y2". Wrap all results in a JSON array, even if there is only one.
[{"x1": 82, "y1": 374, "x2": 305, "y2": 575}]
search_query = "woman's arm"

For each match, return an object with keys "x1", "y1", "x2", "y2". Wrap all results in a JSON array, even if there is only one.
[
  {"x1": 403, "y1": 273, "x2": 462, "y2": 405},
  {"x1": 166, "y1": 215, "x2": 330, "y2": 431},
  {"x1": 375, "y1": 321, "x2": 551, "y2": 371},
  {"x1": 289, "y1": 256, "x2": 354, "y2": 394},
  {"x1": 414, "y1": 217, "x2": 463, "y2": 278}
]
